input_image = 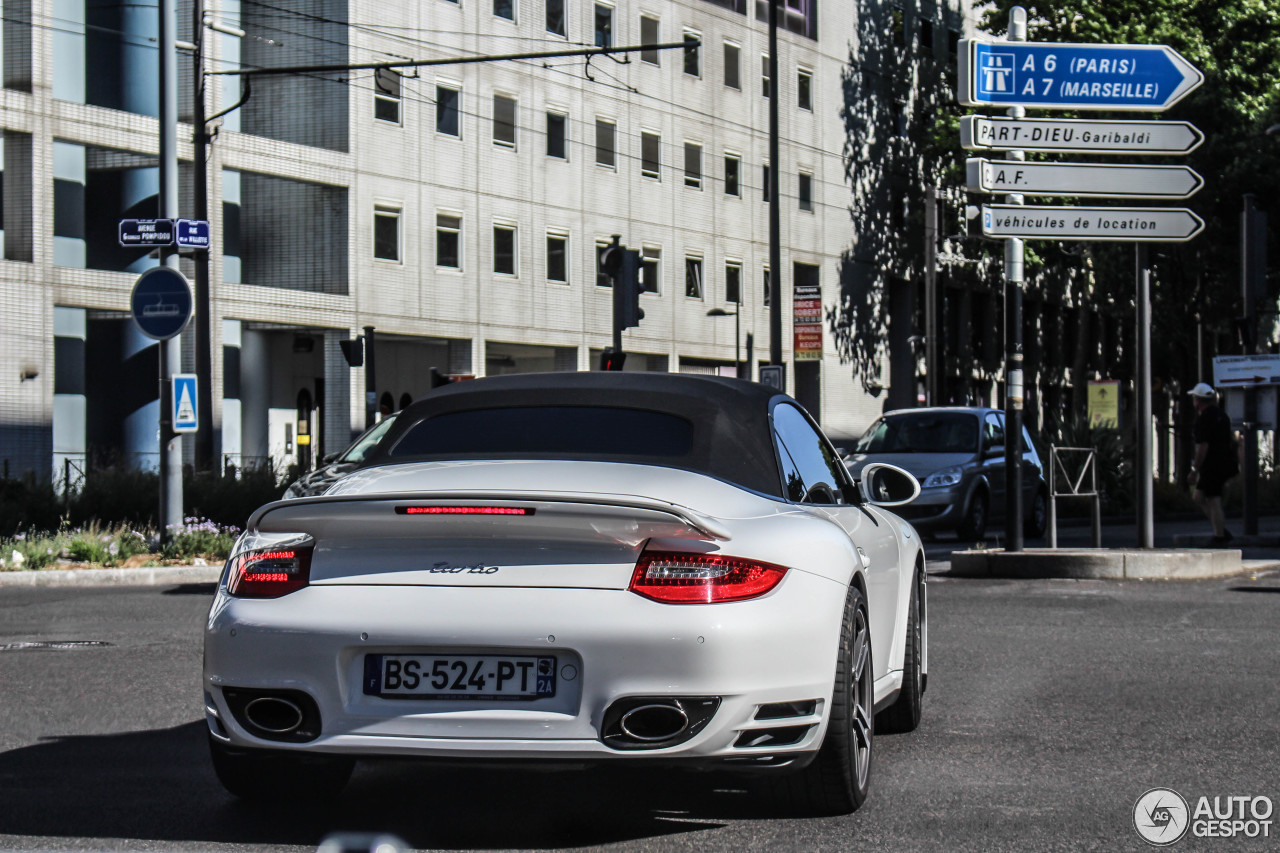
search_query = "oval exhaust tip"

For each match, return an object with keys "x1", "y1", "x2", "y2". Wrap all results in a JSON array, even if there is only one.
[
  {"x1": 620, "y1": 703, "x2": 690, "y2": 742},
  {"x1": 244, "y1": 696, "x2": 305, "y2": 734}
]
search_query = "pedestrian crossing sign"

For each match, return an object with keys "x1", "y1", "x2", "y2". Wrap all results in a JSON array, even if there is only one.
[{"x1": 173, "y1": 374, "x2": 198, "y2": 433}]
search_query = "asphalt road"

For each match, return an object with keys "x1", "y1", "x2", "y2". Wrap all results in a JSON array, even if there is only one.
[{"x1": 1, "y1": 572, "x2": 1278, "y2": 853}]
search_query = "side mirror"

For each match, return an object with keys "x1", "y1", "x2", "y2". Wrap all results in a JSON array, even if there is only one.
[
  {"x1": 321, "y1": 452, "x2": 339, "y2": 464},
  {"x1": 984, "y1": 445, "x2": 1004, "y2": 459},
  {"x1": 858, "y1": 463, "x2": 921, "y2": 507}
]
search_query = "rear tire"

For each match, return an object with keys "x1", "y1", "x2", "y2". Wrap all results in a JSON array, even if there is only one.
[
  {"x1": 776, "y1": 584, "x2": 873, "y2": 815},
  {"x1": 877, "y1": 570, "x2": 923, "y2": 734},
  {"x1": 1024, "y1": 488, "x2": 1048, "y2": 539},
  {"x1": 208, "y1": 735, "x2": 353, "y2": 801},
  {"x1": 957, "y1": 490, "x2": 987, "y2": 541}
]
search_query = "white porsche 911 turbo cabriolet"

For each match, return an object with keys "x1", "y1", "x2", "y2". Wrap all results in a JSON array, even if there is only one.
[{"x1": 203, "y1": 372, "x2": 927, "y2": 814}]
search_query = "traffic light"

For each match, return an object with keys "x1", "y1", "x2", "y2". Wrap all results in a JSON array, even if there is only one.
[
  {"x1": 600, "y1": 347, "x2": 627, "y2": 371},
  {"x1": 617, "y1": 248, "x2": 643, "y2": 330},
  {"x1": 339, "y1": 337, "x2": 364, "y2": 367}
]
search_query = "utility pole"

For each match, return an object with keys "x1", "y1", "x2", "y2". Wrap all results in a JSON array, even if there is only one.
[
  {"x1": 158, "y1": 0, "x2": 182, "y2": 537},
  {"x1": 1002, "y1": 6, "x2": 1027, "y2": 553},
  {"x1": 1241, "y1": 194, "x2": 1267, "y2": 535},
  {"x1": 364, "y1": 326, "x2": 377, "y2": 429},
  {"x1": 192, "y1": 0, "x2": 213, "y2": 471},
  {"x1": 767, "y1": 0, "x2": 782, "y2": 372},
  {"x1": 1136, "y1": 245, "x2": 1154, "y2": 547},
  {"x1": 924, "y1": 187, "x2": 941, "y2": 405}
]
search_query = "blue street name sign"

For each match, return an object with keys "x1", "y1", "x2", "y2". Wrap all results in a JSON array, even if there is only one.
[
  {"x1": 959, "y1": 40, "x2": 1203, "y2": 111},
  {"x1": 131, "y1": 266, "x2": 194, "y2": 340},
  {"x1": 175, "y1": 219, "x2": 211, "y2": 249},
  {"x1": 118, "y1": 219, "x2": 175, "y2": 247},
  {"x1": 173, "y1": 374, "x2": 198, "y2": 433}
]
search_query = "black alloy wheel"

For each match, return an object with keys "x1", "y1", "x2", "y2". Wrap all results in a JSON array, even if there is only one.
[
  {"x1": 877, "y1": 569, "x2": 924, "y2": 734},
  {"x1": 777, "y1": 584, "x2": 873, "y2": 815}
]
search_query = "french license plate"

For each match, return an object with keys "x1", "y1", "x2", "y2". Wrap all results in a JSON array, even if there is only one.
[{"x1": 363, "y1": 653, "x2": 556, "y2": 700}]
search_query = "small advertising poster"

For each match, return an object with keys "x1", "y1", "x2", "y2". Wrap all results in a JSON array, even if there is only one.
[
  {"x1": 1088, "y1": 380, "x2": 1121, "y2": 429},
  {"x1": 793, "y1": 284, "x2": 822, "y2": 361}
]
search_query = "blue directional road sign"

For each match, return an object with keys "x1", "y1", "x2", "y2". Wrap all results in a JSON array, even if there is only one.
[
  {"x1": 175, "y1": 219, "x2": 211, "y2": 249},
  {"x1": 131, "y1": 266, "x2": 193, "y2": 340},
  {"x1": 959, "y1": 41, "x2": 1203, "y2": 111},
  {"x1": 118, "y1": 219, "x2": 175, "y2": 247},
  {"x1": 173, "y1": 374, "x2": 198, "y2": 433}
]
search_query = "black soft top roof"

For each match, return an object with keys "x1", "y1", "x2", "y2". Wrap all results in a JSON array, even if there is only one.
[{"x1": 360, "y1": 372, "x2": 791, "y2": 498}]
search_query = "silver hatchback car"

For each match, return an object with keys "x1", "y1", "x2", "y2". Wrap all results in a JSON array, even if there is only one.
[{"x1": 844, "y1": 407, "x2": 1047, "y2": 540}]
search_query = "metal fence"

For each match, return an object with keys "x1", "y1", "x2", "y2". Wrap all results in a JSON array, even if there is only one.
[{"x1": 1048, "y1": 445, "x2": 1102, "y2": 549}]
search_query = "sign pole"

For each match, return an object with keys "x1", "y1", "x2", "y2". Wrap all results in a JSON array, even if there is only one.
[
  {"x1": 192, "y1": 0, "x2": 214, "y2": 471},
  {"x1": 1136, "y1": 245, "x2": 1154, "y2": 548},
  {"x1": 1003, "y1": 6, "x2": 1027, "y2": 553},
  {"x1": 1242, "y1": 195, "x2": 1262, "y2": 535},
  {"x1": 158, "y1": 0, "x2": 183, "y2": 541}
]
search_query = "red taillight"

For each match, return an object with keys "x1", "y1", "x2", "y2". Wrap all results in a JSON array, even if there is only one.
[
  {"x1": 227, "y1": 545, "x2": 313, "y2": 598},
  {"x1": 395, "y1": 506, "x2": 534, "y2": 516},
  {"x1": 628, "y1": 549, "x2": 789, "y2": 604}
]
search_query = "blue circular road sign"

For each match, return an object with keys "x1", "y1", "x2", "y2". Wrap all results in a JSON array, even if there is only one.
[{"x1": 131, "y1": 266, "x2": 193, "y2": 340}]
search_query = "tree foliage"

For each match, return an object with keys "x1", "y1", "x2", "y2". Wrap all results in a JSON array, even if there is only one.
[{"x1": 830, "y1": 0, "x2": 1280, "y2": 408}]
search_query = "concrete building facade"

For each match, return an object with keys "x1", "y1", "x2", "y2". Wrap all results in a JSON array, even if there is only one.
[{"x1": 0, "y1": 0, "x2": 972, "y2": 482}]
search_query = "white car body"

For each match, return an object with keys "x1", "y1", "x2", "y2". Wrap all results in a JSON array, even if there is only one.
[{"x1": 203, "y1": 373, "x2": 926, "y2": 811}]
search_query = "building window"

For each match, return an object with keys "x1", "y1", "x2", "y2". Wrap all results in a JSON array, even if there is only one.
[
  {"x1": 948, "y1": 28, "x2": 961, "y2": 58},
  {"x1": 596, "y1": 240, "x2": 612, "y2": 287},
  {"x1": 641, "y1": 131, "x2": 661, "y2": 179},
  {"x1": 798, "y1": 171, "x2": 813, "y2": 211},
  {"x1": 437, "y1": 214, "x2": 461, "y2": 268},
  {"x1": 495, "y1": 0, "x2": 515, "y2": 21},
  {"x1": 437, "y1": 84, "x2": 460, "y2": 136},
  {"x1": 493, "y1": 93, "x2": 517, "y2": 147},
  {"x1": 685, "y1": 257, "x2": 703, "y2": 299},
  {"x1": 920, "y1": 19, "x2": 934, "y2": 55},
  {"x1": 683, "y1": 30, "x2": 700, "y2": 77},
  {"x1": 595, "y1": 4, "x2": 613, "y2": 48},
  {"x1": 547, "y1": 232, "x2": 568, "y2": 283},
  {"x1": 724, "y1": 153, "x2": 740, "y2": 196},
  {"x1": 493, "y1": 223, "x2": 516, "y2": 275},
  {"x1": 641, "y1": 15, "x2": 660, "y2": 65},
  {"x1": 374, "y1": 69, "x2": 401, "y2": 123},
  {"x1": 798, "y1": 68, "x2": 812, "y2": 111},
  {"x1": 684, "y1": 143, "x2": 702, "y2": 189},
  {"x1": 724, "y1": 41, "x2": 740, "y2": 89},
  {"x1": 763, "y1": 266, "x2": 771, "y2": 307},
  {"x1": 726, "y1": 261, "x2": 741, "y2": 304},
  {"x1": 762, "y1": 163, "x2": 770, "y2": 202},
  {"x1": 892, "y1": 7, "x2": 906, "y2": 48},
  {"x1": 547, "y1": 111, "x2": 567, "y2": 158},
  {"x1": 374, "y1": 206, "x2": 400, "y2": 262},
  {"x1": 642, "y1": 247, "x2": 661, "y2": 293},
  {"x1": 595, "y1": 118, "x2": 616, "y2": 168},
  {"x1": 761, "y1": 54, "x2": 770, "y2": 98},
  {"x1": 547, "y1": 0, "x2": 566, "y2": 35}
]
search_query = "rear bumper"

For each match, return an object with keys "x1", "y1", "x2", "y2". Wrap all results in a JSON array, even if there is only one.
[{"x1": 203, "y1": 572, "x2": 845, "y2": 765}]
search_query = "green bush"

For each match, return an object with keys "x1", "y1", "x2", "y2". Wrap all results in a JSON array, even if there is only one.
[
  {"x1": 162, "y1": 518, "x2": 239, "y2": 561},
  {"x1": 68, "y1": 535, "x2": 109, "y2": 564},
  {"x1": 71, "y1": 466, "x2": 160, "y2": 529},
  {"x1": 0, "y1": 478, "x2": 63, "y2": 537},
  {"x1": 185, "y1": 466, "x2": 287, "y2": 530}
]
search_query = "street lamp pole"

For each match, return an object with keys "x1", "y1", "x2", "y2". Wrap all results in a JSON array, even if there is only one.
[{"x1": 707, "y1": 308, "x2": 741, "y2": 378}]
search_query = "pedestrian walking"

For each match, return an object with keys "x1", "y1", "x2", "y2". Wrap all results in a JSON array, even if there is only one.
[{"x1": 1187, "y1": 383, "x2": 1239, "y2": 545}]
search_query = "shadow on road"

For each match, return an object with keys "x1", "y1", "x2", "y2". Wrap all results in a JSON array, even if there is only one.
[{"x1": 0, "y1": 721, "x2": 825, "y2": 848}]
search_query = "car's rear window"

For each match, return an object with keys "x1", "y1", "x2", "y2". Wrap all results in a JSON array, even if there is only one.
[
  {"x1": 389, "y1": 406, "x2": 695, "y2": 459},
  {"x1": 856, "y1": 412, "x2": 979, "y2": 454}
]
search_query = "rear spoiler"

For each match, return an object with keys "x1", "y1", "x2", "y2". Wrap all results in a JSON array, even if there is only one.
[{"x1": 247, "y1": 490, "x2": 733, "y2": 542}]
